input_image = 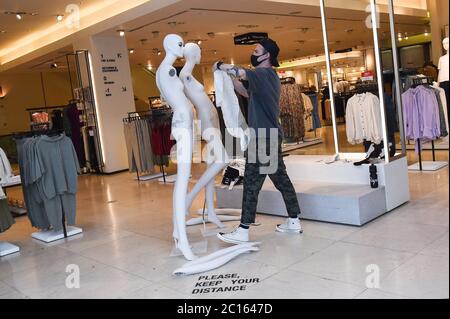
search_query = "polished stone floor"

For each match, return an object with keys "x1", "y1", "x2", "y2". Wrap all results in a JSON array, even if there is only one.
[{"x1": 0, "y1": 126, "x2": 448, "y2": 299}]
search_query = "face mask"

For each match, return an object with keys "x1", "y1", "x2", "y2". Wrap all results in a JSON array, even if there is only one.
[{"x1": 251, "y1": 53, "x2": 268, "y2": 67}]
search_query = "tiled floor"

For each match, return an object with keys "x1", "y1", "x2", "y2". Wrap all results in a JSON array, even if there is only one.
[{"x1": 0, "y1": 126, "x2": 448, "y2": 299}]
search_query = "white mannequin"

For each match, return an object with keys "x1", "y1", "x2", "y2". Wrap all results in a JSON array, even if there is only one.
[
  {"x1": 156, "y1": 34, "x2": 196, "y2": 261},
  {"x1": 438, "y1": 38, "x2": 449, "y2": 83},
  {"x1": 180, "y1": 43, "x2": 230, "y2": 228}
]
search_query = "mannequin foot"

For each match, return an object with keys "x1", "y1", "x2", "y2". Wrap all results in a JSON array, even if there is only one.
[{"x1": 174, "y1": 238, "x2": 197, "y2": 261}]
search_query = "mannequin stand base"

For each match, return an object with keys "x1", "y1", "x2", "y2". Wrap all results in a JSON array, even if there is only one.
[
  {"x1": 0, "y1": 241, "x2": 20, "y2": 257},
  {"x1": 195, "y1": 208, "x2": 241, "y2": 216},
  {"x1": 408, "y1": 161, "x2": 448, "y2": 171},
  {"x1": 170, "y1": 240, "x2": 208, "y2": 257},
  {"x1": 32, "y1": 226, "x2": 83, "y2": 243},
  {"x1": 135, "y1": 172, "x2": 163, "y2": 181}
]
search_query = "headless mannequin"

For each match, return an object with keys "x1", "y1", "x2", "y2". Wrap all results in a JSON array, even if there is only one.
[
  {"x1": 180, "y1": 43, "x2": 230, "y2": 228},
  {"x1": 156, "y1": 34, "x2": 196, "y2": 261}
]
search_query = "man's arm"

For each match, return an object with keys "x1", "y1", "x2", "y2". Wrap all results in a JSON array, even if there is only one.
[
  {"x1": 232, "y1": 78, "x2": 249, "y2": 98},
  {"x1": 215, "y1": 62, "x2": 247, "y2": 80}
]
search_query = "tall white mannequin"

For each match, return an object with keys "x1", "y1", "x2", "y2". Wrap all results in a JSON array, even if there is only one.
[
  {"x1": 156, "y1": 34, "x2": 196, "y2": 261},
  {"x1": 438, "y1": 38, "x2": 449, "y2": 83},
  {"x1": 180, "y1": 43, "x2": 229, "y2": 228}
]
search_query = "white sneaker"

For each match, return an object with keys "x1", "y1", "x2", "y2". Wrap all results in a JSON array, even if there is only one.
[
  {"x1": 276, "y1": 218, "x2": 303, "y2": 234},
  {"x1": 217, "y1": 227, "x2": 249, "y2": 244}
]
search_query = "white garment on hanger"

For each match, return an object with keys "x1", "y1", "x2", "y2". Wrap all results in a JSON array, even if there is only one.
[
  {"x1": 0, "y1": 147, "x2": 14, "y2": 183},
  {"x1": 345, "y1": 92, "x2": 383, "y2": 145},
  {"x1": 214, "y1": 70, "x2": 250, "y2": 151}
]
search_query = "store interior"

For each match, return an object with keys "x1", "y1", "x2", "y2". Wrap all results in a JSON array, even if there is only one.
[{"x1": 0, "y1": 0, "x2": 448, "y2": 299}]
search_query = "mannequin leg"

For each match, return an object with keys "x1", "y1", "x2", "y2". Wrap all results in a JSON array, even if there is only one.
[{"x1": 172, "y1": 125, "x2": 196, "y2": 261}]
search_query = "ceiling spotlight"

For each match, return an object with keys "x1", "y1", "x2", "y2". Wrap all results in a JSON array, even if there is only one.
[
  {"x1": 129, "y1": 49, "x2": 134, "y2": 54},
  {"x1": 299, "y1": 27, "x2": 310, "y2": 33},
  {"x1": 157, "y1": 50, "x2": 162, "y2": 56},
  {"x1": 180, "y1": 32, "x2": 189, "y2": 37},
  {"x1": 213, "y1": 50, "x2": 217, "y2": 55},
  {"x1": 118, "y1": 30, "x2": 125, "y2": 37},
  {"x1": 197, "y1": 40, "x2": 202, "y2": 45},
  {"x1": 56, "y1": 15, "x2": 63, "y2": 22},
  {"x1": 404, "y1": 33, "x2": 409, "y2": 40},
  {"x1": 207, "y1": 32, "x2": 215, "y2": 38},
  {"x1": 152, "y1": 31, "x2": 160, "y2": 38},
  {"x1": 139, "y1": 38, "x2": 148, "y2": 45},
  {"x1": 0, "y1": 30, "x2": 5, "y2": 34},
  {"x1": 16, "y1": 13, "x2": 22, "y2": 20},
  {"x1": 51, "y1": 63, "x2": 58, "y2": 68},
  {"x1": 424, "y1": 30, "x2": 429, "y2": 36}
]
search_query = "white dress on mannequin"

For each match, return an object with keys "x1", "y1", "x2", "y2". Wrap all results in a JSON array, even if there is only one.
[
  {"x1": 156, "y1": 34, "x2": 196, "y2": 261},
  {"x1": 180, "y1": 43, "x2": 230, "y2": 229}
]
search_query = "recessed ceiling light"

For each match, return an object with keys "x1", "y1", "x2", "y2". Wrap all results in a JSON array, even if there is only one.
[
  {"x1": 16, "y1": 13, "x2": 22, "y2": 20},
  {"x1": 56, "y1": 15, "x2": 63, "y2": 22},
  {"x1": 197, "y1": 40, "x2": 202, "y2": 45},
  {"x1": 118, "y1": 30, "x2": 125, "y2": 37},
  {"x1": 129, "y1": 49, "x2": 134, "y2": 54},
  {"x1": 0, "y1": 30, "x2": 5, "y2": 34},
  {"x1": 207, "y1": 32, "x2": 215, "y2": 38},
  {"x1": 157, "y1": 51, "x2": 162, "y2": 56}
]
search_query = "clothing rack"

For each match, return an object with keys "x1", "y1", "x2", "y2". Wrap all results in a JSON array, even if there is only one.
[
  {"x1": 13, "y1": 130, "x2": 70, "y2": 238},
  {"x1": 123, "y1": 109, "x2": 172, "y2": 183},
  {"x1": 410, "y1": 76, "x2": 437, "y2": 171}
]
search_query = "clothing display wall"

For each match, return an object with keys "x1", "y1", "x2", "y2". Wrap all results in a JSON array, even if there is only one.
[{"x1": 15, "y1": 134, "x2": 80, "y2": 231}]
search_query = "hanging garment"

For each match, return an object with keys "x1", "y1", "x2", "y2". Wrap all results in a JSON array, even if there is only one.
[
  {"x1": 301, "y1": 93, "x2": 314, "y2": 132},
  {"x1": 51, "y1": 110, "x2": 64, "y2": 130},
  {"x1": 16, "y1": 134, "x2": 80, "y2": 231},
  {"x1": 433, "y1": 82, "x2": 449, "y2": 133},
  {"x1": 151, "y1": 122, "x2": 175, "y2": 167},
  {"x1": 64, "y1": 104, "x2": 86, "y2": 167},
  {"x1": 430, "y1": 87, "x2": 449, "y2": 137},
  {"x1": 345, "y1": 92, "x2": 383, "y2": 145},
  {"x1": 214, "y1": 70, "x2": 250, "y2": 151},
  {"x1": 0, "y1": 147, "x2": 14, "y2": 183},
  {"x1": 402, "y1": 85, "x2": 442, "y2": 152},
  {"x1": 306, "y1": 93, "x2": 322, "y2": 129},
  {"x1": 0, "y1": 197, "x2": 15, "y2": 233},
  {"x1": 279, "y1": 84, "x2": 305, "y2": 141}
]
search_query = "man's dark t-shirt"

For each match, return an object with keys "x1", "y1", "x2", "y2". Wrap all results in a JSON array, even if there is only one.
[{"x1": 245, "y1": 68, "x2": 283, "y2": 138}]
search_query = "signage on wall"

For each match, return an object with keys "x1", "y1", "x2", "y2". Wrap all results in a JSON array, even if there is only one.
[
  {"x1": 234, "y1": 32, "x2": 268, "y2": 45},
  {"x1": 361, "y1": 71, "x2": 374, "y2": 81},
  {"x1": 99, "y1": 52, "x2": 127, "y2": 97}
]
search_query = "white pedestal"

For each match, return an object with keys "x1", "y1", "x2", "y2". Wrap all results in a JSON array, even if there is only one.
[
  {"x1": 135, "y1": 172, "x2": 163, "y2": 181},
  {"x1": 0, "y1": 241, "x2": 20, "y2": 257},
  {"x1": 31, "y1": 226, "x2": 83, "y2": 243},
  {"x1": 408, "y1": 161, "x2": 448, "y2": 171}
]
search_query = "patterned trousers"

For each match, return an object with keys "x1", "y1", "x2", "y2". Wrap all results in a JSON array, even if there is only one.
[{"x1": 241, "y1": 137, "x2": 301, "y2": 225}]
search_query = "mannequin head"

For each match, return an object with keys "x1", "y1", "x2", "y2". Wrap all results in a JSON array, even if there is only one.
[
  {"x1": 163, "y1": 34, "x2": 184, "y2": 58},
  {"x1": 183, "y1": 42, "x2": 201, "y2": 65},
  {"x1": 443, "y1": 37, "x2": 449, "y2": 52}
]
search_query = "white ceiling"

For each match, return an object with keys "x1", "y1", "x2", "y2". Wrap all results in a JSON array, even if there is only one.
[
  {"x1": 0, "y1": 0, "x2": 102, "y2": 50},
  {"x1": 0, "y1": 0, "x2": 430, "y2": 72}
]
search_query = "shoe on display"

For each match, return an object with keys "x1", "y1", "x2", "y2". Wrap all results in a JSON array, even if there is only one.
[
  {"x1": 217, "y1": 227, "x2": 249, "y2": 244},
  {"x1": 276, "y1": 218, "x2": 303, "y2": 234}
]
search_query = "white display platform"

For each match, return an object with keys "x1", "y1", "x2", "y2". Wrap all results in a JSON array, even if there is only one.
[
  {"x1": 0, "y1": 241, "x2": 20, "y2": 257},
  {"x1": 282, "y1": 138, "x2": 323, "y2": 153},
  {"x1": 216, "y1": 155, "x2": 410, "y2": 226},
  {"x1": 408, "y1": 161, "x2": 448, "y2": 171},
  {"x1": 31, "y1": 226, "x2": 83, "y2": 243},
  {"x1": 0, "y1": 178, "x2": 21, "y2": 188}
]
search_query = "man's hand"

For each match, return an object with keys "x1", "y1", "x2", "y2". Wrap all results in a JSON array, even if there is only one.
[{"x1": 213, "y1": 61, "x2": 247, "y2": 80}]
